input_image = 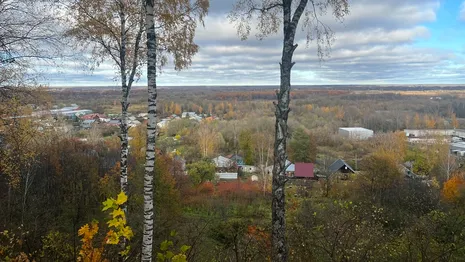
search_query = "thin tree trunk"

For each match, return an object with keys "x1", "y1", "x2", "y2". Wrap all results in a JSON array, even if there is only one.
[
  {"x1": 142, "y1": 0, "x2": 156, "y2": 260},
  {"x1": 119, "y1": 1, "x2": 129, "y2": 212},
  {"x1": 118, "y1": 3, "x2": 131, "y2": 258},
  {"x1": 271, "y1": 1, "x2": 305, "y2": 261}
]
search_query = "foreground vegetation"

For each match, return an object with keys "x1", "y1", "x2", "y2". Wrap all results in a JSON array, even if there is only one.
[{"x1": 2, "y1": 87, "x2": 465, "y2": 261}]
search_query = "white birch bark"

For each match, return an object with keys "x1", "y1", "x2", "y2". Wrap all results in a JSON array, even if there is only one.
[{"x1": 142, "y1": 0, "x2": 156, "y2": 260}]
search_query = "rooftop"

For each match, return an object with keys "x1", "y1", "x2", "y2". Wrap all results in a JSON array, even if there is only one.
[{"x1": 339, "y1": 127, "x2": 373, "y2": 132}]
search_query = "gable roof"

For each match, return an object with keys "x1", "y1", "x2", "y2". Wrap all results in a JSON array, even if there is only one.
[
  {"x1": 328, "y1": 159, "x2": 355, "y2": 173},
  {"x1": 213, "y1": 156, "x2": 234, "y2": 168},
  {"x1": 285, "y1": 160, "x2": 295, "y2": 172}
]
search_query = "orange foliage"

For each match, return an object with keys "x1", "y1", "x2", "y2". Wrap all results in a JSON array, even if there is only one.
[
  {"x1": 247, "y1": 225, "x2": 271, "y2": 249},
  {"x1": 78, "y1": 221, "x2": 106, "y2": 262},
  {"x1": 198, "y1": 182, "x2": 214, "y2": 195},
  {"x1": 424, "y1": 114, "x2": 437, "y2": 129},
  {"x1": 216, "y1": 181, "x2": 260, "y2": 196},
  {"x1": 442, "y1": 175, "x2": 465, "y2": 202},
  {"x1": 452, "y1": 113, "x2": 459, "y2": 129}
]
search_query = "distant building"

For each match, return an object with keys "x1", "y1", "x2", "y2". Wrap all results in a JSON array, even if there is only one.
[
  {"x1": 81, "y1": 113, "x2": 109, "y2": 122},
  {"x1": 226, "y1": 154, "x2": 244, "y2": 165},
  {"x1": 213, "y1": 156, "x2": 235, "y2": 169},
  {"x1": 157, "y1": 119, "x2": 169, "y2": 128},
  {"x1": 216, "y1": 173, "x2": 238, "y2": 180},
  {"x1": 81, "y1": 119, "x2": 96, "y2": 129},
  {"x1": 328, "y1": 159, "x2": 355, "y2": 177},
  {"x1": 181, "y1": 112, "x2": 196, "y2": 118},
  {"x1": 266, "y1": 160, "x2": 295, "y2": 176},
  {"x1": 239, "y1": 165, "x2": 257, "y2": 173},
  {"x1": 294, "y1": 163, "x2": 315, "y2": 179},
  {"x1": 404, "y1": 129, "x2": 454, "y2": 138},
  {"x1": 106, "y1": 119, "x2": 120, "y2": 127},
  {"x1": 338, "y1": 127, "x2": 374, "y2": 140}
]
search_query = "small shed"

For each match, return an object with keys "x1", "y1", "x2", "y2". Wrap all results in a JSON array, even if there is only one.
[
  {"x1": 216, "y1": 173, "x2": 238, "y2": 180},
  {"x1": 294, "y1": 163, "x2": 315, "y2": 179},
  {"x1": 328, "y1": 159, "x2": 355, "y2": 174}
]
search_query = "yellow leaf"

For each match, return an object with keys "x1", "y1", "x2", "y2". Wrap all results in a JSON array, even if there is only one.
[
  {"x1": 111, "y1": 208, "x2": 125, "y2": 219},
  {"x1": 78, "y1": 224, "x2": 90, "y2": 237},
  {"x1": 121, "y1": 226, "x2": 134, "y2": 240},
  {"x1": 106, "y1": 231, "x2": 119, "y2": 245},
  {"x1": 107, "y1": 218, "x2": 121, "y2": 228},
  {"x1": 115, "y1": 191, "x2": 128, "y2": 205}
]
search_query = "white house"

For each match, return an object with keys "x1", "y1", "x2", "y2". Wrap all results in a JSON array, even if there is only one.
[
  {"x1": 157, "y1": 119, "x2": 169, "y2": 128},
  {"x1": 213, "y1": 156, "x2": 234, "y2": 169}
]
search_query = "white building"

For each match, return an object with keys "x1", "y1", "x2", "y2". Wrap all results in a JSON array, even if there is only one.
[
  {"x1": 240, "y1": 165, "x2": 258, "y2": 173},
  {"x1": 216, "y1": 173, "x2": 238, "y2": 180},
  {"x1": 213, "y1": 156, "x2": 234, "y2": 169},
  {"x1": 338, "y1": 127, "x2": 374, "y2": 140},
  {"x1": 81, "y1": 119, "x2": 96, "y2": 129}
]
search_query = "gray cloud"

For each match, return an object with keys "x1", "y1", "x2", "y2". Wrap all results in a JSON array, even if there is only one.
[{"x1": 44, "y1": 0, "x2": 464, "y2": 86}]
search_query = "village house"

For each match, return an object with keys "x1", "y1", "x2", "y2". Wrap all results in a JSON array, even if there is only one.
[
  {"x1": 81, "y1": 113, "x2": 109, "y2": 122},
  {"x1": 293, "y1": 163, "x2": 316, "y2": 179},
  {"x1": 327, "y1": 159, "x2": 355, "y2": 180},
  {"x1": 213, "y1": 155, "x2": 236, "y2": 171},
  {"x1": 81, "y1": 119, "x2": 96, "y2": 129},
  {"x1": 266, "y1": 160, "x2": 295, "y2": 176}
]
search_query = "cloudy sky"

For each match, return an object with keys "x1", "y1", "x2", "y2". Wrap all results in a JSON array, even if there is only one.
[{"x1": 45, "y1": 0, "x2": 465, "y2": 86}]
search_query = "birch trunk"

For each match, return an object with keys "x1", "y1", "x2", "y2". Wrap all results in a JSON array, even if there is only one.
[
  {"x1": 142, "y1": 0, "x2": 156, "y2": 260},
  {"x1": 119, "y1": 3, "x2": 129, "y2": 214},
  {"x1": 271, "y1": 1, "x2": 306, "y2": 261}
]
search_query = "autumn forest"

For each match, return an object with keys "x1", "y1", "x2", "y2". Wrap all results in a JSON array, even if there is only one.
[{"x1": 2, "y1": 0, "x2": 465, "y2": 262}]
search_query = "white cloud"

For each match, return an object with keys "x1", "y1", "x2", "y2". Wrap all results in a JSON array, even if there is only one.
[{"x1": 460, "y1": 1, "x2": 465, "y2": 21}]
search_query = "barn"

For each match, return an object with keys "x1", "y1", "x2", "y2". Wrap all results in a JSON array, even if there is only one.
[{"x1": 338, "y1": 127, "x2": 374, "y2": 140}]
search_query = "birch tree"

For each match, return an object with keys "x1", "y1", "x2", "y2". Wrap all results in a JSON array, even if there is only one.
[
  {"x1": 143, "y1": 0, "x2": 209, "y2": 261},
  {"x1": 230, "y1": 1, "x2": 349, "y2": 261},
  {"x1": 66, "y1": 0, "x2": 145, "y2": 216}
]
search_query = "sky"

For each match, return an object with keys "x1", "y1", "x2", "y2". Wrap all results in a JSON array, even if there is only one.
[{"x1": 43, "y1": 0, "x2": 465, "y2": 86}]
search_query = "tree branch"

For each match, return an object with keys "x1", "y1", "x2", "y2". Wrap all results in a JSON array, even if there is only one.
[{"x1": 292, "y1": 0, "x2": 309, "y2": 26}]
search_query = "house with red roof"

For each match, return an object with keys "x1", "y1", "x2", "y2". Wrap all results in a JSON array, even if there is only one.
[{"x1": 294, "y1": 163, "x2": 316, "y2": 180}]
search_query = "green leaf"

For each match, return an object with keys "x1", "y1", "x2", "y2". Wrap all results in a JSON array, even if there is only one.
[
  {"x1": 165, "y1": 251, "x2": 175, "y2": 259},
  {"x1": 119, "y1": 246, "x2": 131, "y2": 257},
  {"x1": 160, "y1": 240, "x2": 173, "y2": 251},
  {"x1": 172, "y1": 254, "x2": 187, "y2": 262},
  {"x1": 102, "y1": 197, "x2": 116, "y2": 211},
  {"x1": 170, "y1": 230, "x2": 177, "y2": 237},
  {"x1": 180, "y1": 245, "x2": 191, "y2": 253},
  {"x1": 156, "y1": 253, "x2": 165, "y2": 262}
]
